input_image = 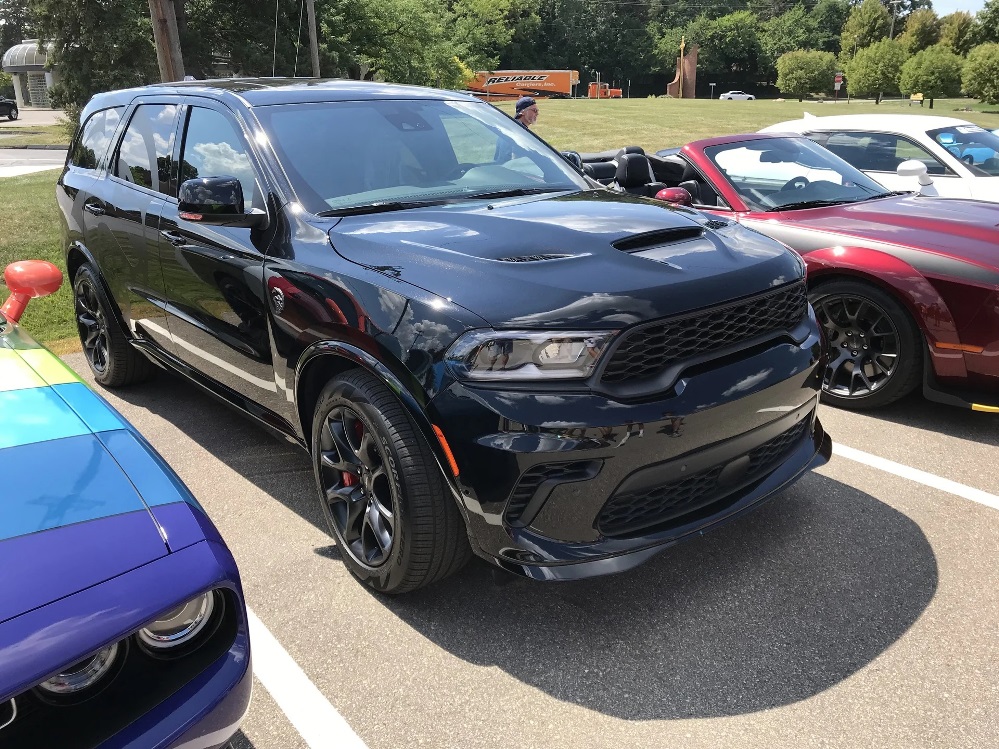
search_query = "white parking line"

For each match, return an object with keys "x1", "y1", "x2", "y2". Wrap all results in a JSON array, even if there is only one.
[
  {"x1": 833, "y1": 442, "x2": 999, "y2": 511},
  {"x1": 247, "y1": 607, "x2": 370, "y2": 749}
]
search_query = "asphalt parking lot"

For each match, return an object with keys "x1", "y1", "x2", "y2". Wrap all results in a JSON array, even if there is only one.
[{"x1": 62, "y1": 353, "x2": 999, "y2": 749}]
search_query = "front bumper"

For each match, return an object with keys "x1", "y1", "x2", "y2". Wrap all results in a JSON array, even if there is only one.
[{"x1": 431, "y1": 335, "x2": 829, "y2": 580}]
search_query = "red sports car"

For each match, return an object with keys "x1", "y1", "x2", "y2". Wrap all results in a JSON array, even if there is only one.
[{"x1": 584, "y1": 134, "x2": 999, "y2": 412}]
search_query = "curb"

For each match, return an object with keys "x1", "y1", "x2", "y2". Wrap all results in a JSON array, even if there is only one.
[{"x1": 0, "y1": 144, "x2": 68, "y2": 150}]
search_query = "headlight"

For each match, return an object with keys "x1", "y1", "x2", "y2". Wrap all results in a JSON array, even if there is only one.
[
  {"x1": 36, "y1": 642, "x2": 120, "y2": 699},
  {"x1": 446, "y1": 330, "x2": 614, "y2": 381},
  {"x1": 137, "y1": 591, "x2": 219, "y2": 653}
]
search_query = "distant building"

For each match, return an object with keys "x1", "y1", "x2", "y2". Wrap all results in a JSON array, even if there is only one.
[{"x1": 2, "y1": 39, "x2": 60, "y2": 108}]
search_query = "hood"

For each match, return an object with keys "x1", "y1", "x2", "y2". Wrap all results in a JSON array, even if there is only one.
[
  {"x1": 326, "y1": 190, "x2": 804, "y2": 329},
  {"x1": 778, "y1": 195, "x2": 999, "y2": 274},
  {"x1": 0, "y1": 328, "x2": 170, "y2": 623}
]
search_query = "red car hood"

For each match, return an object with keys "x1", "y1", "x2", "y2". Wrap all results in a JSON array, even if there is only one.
[{"x1": 778, "y1": 195, "x2": 999, "y2": 271}]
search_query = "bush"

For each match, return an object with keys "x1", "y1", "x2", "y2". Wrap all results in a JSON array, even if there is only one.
[
  {"x1": 776, "y1": 50, "x2": 838, "y2": 102},
  {"x1": 963, "y1": 43, "x2": 999, "y2": 104}
]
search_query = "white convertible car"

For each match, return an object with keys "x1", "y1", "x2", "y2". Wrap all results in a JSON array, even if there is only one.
[{"x1": 761, "y1": 114, "x2": 999, "y2": 202}]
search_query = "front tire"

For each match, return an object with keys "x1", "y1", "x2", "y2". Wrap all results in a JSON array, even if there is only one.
[
  {"x1": 311, "y1": 370, "x2": 471, "y2": 594},
  {"x1": 73, "y1": 264, "x2": 154, "y2": 387},
  {"x1": 7, "y1": 108, "x2": 17, "y2": 121},
  {"x1": 810, "y1": 279, "x2": 922, "y2": 409}
]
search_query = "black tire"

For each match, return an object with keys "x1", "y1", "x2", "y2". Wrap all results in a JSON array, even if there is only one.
[
  {"x1": 311, "y1": 370, "x2": 471, "y2": 594},
  {"x1": 810, "y1": 279, "x2": 923, "y2": 410},
  {"x1": 73, "y1": 263, "x2": 154, "y2": 387},
  {"x1": 7, "y1": 108, "x2": 17, "y2": 121}
]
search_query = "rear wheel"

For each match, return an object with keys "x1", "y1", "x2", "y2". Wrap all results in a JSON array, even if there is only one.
[
  {"x1": 810, "y1": 279, "x2": 922, "y2": 409},
  {"x1": 7, "y1": 108, "x2": 17, "y2": 121},
  {"x1": 311, "y1": 369, "x2": 470, "y2": 594},
  {"x1": 73, "y1": 264, "x2": 154, "y2": 387}
]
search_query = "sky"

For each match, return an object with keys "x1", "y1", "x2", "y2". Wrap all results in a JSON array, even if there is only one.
[{"x1": 932, "y1": 0, "x2": 986, "y2": 16}]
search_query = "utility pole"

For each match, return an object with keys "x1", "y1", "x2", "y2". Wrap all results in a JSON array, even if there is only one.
[
  {"x1": 306, "y1": 0, "x2": 321, "y2": 77},
  {"x1": 889, "y1": 0, "x2": 903, "y2": 39},
  {"x1": 148, "y1": 0, "x2": 185, "y2": 82}
]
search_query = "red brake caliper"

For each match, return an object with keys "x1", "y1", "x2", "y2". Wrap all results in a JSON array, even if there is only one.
[{"x1": 341, "y1": 420, "x2": 365, "y2": 487}]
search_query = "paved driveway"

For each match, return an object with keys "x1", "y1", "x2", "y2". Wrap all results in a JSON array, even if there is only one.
[{"x1": 62, "y1": 352, "x2": 999, "y2": 749}]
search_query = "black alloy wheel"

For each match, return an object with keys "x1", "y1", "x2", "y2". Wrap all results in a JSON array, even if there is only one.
[
  {"x1": 73, "y1": 264, "x2": 154, "y2": 387},
  {"x1": 319, "y1": 404, "x2": 396, "y2": 567},
  {"x1": 311, "y1": 370, "x2": 471, "y2": 593},
  {"x1": 810, "y1": 279, "x2": 922, "y2": 409}
]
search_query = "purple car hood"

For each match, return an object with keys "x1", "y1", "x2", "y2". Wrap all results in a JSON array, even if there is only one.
[{"x1": 0, "y1": 323, "x2": 207, "y2": 625}]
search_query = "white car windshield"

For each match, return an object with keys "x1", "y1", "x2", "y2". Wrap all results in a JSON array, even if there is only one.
[
  {"x1": 253, "y1": 99, "x2": 587, "y2": 215},
  {"x1": 705, "y1": 137, "x2": 891, "y2": 211},
  {"x1": 929, "y1": 125, "x2": 999, "y2": 177}
]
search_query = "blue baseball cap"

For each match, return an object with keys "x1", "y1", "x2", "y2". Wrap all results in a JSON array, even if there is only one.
[{"x1": 515, "y1": 96, "x2": 537, "y2": 115}]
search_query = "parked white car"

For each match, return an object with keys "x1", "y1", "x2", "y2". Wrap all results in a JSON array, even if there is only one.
[
  {"x1": 760, "y1": 114, "x2": 999, "y2": 202},
  {"x1": 719, "y1": 91, "x2": 755, "y2": 100}
]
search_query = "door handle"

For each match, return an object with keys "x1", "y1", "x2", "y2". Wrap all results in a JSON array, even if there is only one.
[
  {"x1": 84, "y1": 203, "x2": 105, "y2": 216},
  {"x1": 160, "y1": 230, "x2": 186, "y2": 246}
]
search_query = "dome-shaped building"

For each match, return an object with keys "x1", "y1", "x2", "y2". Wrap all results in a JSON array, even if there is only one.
[{"x1": 2, "y1": 40, "x2": 60, "y2": 108}]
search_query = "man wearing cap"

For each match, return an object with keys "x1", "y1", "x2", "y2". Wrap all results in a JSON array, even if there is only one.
[{"x1": 514, "y1": 96, "x2": 539, "y2": 129}]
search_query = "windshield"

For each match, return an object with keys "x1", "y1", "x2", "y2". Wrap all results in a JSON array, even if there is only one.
[
  {"x1": 704, "y1": 137, "x2": 891, "y2": 211},
  {"x1": 253, "y1": 99, "x2": 587, "y2": 215},
  {"x1": 929, "y1": 125, "x2": 999, "y2": 177}
]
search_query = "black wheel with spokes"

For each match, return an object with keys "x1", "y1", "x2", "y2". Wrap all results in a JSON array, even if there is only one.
[
  {"x1": 311, "y1": 369, "x2": 471, "y2": 593},
  {"x1": 810, "y1": 279, "x2": 922, "y2": 410},
  {"x1": 73, "y1": 264, "x2": 153, "y2": 387}
]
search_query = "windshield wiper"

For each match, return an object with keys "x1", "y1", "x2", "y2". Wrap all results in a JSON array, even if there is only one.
[
  {"x1": 767, "y1": 198, "x2": 858, "y2": 212},
  {"x1": 317, "y1": 199, "x2": 451, "y2": 217},
  {"x1": 458, "y1": 187, "x2": 571, "y2": 201}
]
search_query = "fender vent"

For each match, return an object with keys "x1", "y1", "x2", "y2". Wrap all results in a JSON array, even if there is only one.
[
  {"x1": 613, "y1": 227, "x2": 704, "y2": 252},
  {"x1": 498, "y1": 253, "x2": 574, "y2": 262},
  {"x1": 704, "y1": 220, "x2": 729, "y2": 230}
]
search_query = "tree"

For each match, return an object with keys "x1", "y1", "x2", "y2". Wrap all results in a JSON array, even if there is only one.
[
  {"x1": 963, "y1": 43, "x2": 999, "y2": 104},
  {"x1": 28, "y1": 0, "x2": 159, "y2": 109},
  {"x1": 776, "y1": 49, "x2": 837, "y2": 101},
  {"x1": 896, "y1": 8, "x2": 939, "y2": 55},
  {"x1": 845, "y1": 38, "x2": 907, "y2": 102},
  {"x1": 678, "y1": 11, "x2": 762, "y2": 89},
  {"x1": 840, "y1": 0, "x2": 890, "y2": 64},
  {"x1": 759, "y1": 5, "x2": 818, "y2": 81},
  {"x1": 899, "y1": 44, "x2": 963, "y2": 108},
  {"x1": 971, "y1": 0, "x2": 999, "y2": 46},
  {"x1": 939, "y1": 12, "x2": 976, "y2": 56},
  {"x1": 812, "y1": 0, "x2": 850, "y2": 54},
  {"x1": 1, "y1": 0, "x2": 35, "y2": 55}
]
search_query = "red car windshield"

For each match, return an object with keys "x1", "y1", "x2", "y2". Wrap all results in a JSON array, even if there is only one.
[{"x1": 704, "y1": 137, "x2": 891, "y2": 212}]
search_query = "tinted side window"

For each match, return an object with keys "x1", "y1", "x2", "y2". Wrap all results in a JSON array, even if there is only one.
[
  {"x1": 115, "y1": 104, "x2": 178, "y2": 194},
  {"x1": 70, "y1": 107, "x2": 124, "y2": 170},
  {"x1": 824, "y1": 131, "x2": 950, "y2": 176},
  {"x1": 179, "y1": 107, "x2": 257, "y2": 207}
]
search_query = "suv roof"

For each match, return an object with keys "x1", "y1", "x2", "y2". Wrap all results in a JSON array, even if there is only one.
[{"x1": 85, "y1": 77, "x2": 476, "y2": 112}]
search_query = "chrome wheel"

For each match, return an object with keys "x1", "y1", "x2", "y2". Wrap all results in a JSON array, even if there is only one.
[
  {"x1": 815, "y1": 293, "x2": 900, "y2": 399},
  {"x1": 75, "y1": 276, "x2": 110, "y2": 374},
  {"x1": 318, "y1": 406, "x2": 396, "y2": 567}
]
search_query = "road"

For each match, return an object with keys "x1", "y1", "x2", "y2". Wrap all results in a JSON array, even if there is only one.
[
  {"x1": 0, "y1": 147, "x2": 65, "y2": 177},
  {"x1": 62, "y1": 352, "x2": 999, "y2": 749}
]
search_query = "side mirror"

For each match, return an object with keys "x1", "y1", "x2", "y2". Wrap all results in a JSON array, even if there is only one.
[
  {"x1": 1, "y1": 260, "x2": 64, "y2": 324},
  {"x1": 561, "y1": 150, "x2": 584, "y2": 174},
  {"x1": 655, "y1": 187, "x2": 693, "y2": 207},
  {"x1": 179, "y1": 177, "x2": 267, "y2": 228},
  {"x1": 897, "y1": 159, "x2": 933, "y2": 186}
]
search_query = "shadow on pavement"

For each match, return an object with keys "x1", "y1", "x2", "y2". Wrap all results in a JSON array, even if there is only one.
[
  {"x1": 228, "y1": 730, "x2": 256, "y2": 749},
  {"x1": 381, "y1": 474, "x2": 937, "y2": 720},
  {"x1": 67, "y1": 357, "x2": 938, "y2": 719}
]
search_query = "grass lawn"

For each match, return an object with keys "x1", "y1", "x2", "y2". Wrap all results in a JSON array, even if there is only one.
[
  {"x1": 0, "y1": 124, "x2": 71, "y2": 147},
  {"x1": 0, "y1": 170, "x2": 78, "y2": 353},
  {"x1": 496, "y1": 96, "x2": 999, "y2": 154},
  {"x1": 4, "y1": 96, "x2": 999, "y2": 348}
]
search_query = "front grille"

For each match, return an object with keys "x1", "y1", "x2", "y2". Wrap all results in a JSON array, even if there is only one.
[
  {"x1": 597, "y1": 417, "x2": 809, "y2": 537},
  {"x1": 600, "y1": 282, "x2": 808, "y2": 384},
  {"x1": 506, "y1": 461, "x2": 601, "y2": 525}
]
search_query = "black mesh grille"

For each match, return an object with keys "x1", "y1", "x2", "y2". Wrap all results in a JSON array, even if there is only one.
[
  {"x1": 506, "y1": 461, "x2": 601, "y2": 524},
  {"x1": 600, "y1": 282, "x2": 808, "y2": 384},
  {"x1": 597, "y1": 417, "x2": 809, "y2": 537}
]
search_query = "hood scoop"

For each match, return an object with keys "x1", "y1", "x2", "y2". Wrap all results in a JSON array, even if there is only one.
[
  {"x1": 613, "y1": 227, "x2": 704, "y2": 252},
  {"x1": 498, "y1": 253, "x2": 575, "y2": 262}
]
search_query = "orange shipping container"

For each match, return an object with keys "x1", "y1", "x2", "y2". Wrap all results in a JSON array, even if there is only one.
[{"x1": 466, "y1": 70, "x2": 580, "y2": 100}]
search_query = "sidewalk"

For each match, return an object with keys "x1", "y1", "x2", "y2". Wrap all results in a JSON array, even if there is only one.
[
  {"x1": 0, "y1": 107, "x2": 64, "y2": 128},
  {"x1": 0, "y1": 147, "x2": 64, "y2": 177}
]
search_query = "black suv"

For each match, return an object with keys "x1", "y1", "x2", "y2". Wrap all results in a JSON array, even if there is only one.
[
  {"x1": 57, "y1": 79, "x2": 831, "y2": 593},
  {"x1": 0, "y1": 96, "x2": 18, "y2": 120}
]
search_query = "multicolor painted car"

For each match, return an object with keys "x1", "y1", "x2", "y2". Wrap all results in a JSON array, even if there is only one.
[{"x1": 0, "y1": 261, "x2": 251, "y2": 747}]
